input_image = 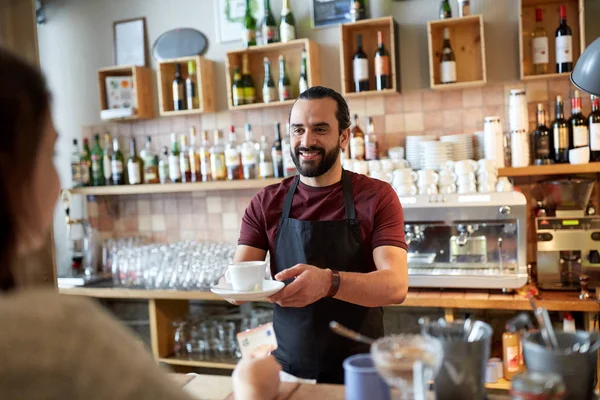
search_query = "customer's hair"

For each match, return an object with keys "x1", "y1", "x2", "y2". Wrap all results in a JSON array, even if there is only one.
[
  {"x1": 290, "y1": 86, "x2": 351, "y2": 134},
  {"x1": 0, "y1": 50, "x2": 50, "y2": 292}
]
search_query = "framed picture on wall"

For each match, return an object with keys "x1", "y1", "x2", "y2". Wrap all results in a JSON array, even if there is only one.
[
  {"x1": 215, "y1": 0, "x2": 264, "y2": 43},
  {"x1": 113, "y1": 17, "x2": 147, "y2": 66},
  {"x1": 312, "y1": 0, "x2": 352, "y2": 28}
]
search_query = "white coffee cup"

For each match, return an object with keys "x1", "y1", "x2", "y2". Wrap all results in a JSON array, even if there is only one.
[
  {"x1": 439, "y1": 183, "x2": 457, "y2": 194},
  {"x1": 454, "y1": 159, "x2": 478, "y2": 175},
  {"x1": 418, "y1": 183, "x2": 438, "y2": 195},
  {"x1": 417, "y1": 169, "x2": 440, "y2": 185},
  {"x1": 439, "y1": 173, "x2": 457, "y2": 185},
  {"x1": 569, "y1": 146, "x2": 590, "y2": 165},
  {"x1": 477, "y1": 171, "x2": 498, "y2": 182},
  {"x1": 393, "y1": 159, "x2": 410, "y2": 170},
  {"x1": 370, "y1": 170, "x2": 391, "y2": 183},
  {"x1": 441, "y1": 160, "x2": 456, "y2": 171},
  {"x1": 396, "y1": 184, "x2": 417, "y2": 197},
  {"x1": 496, "y1": 177, "x2": 514, "y2": 192},
  {"x1": 380, "y1": 159, "x2": 395, "y2": 173},
  {"x1": 225, "y1": 261, "x2": 266, "y2": 292},
  {"x1": 456, "y1": 173, "x2": 476, "y2": 186},
  {"x1": 392, "y1": 169, "x2": 418, "y2": 186},
  {"x1": 388, "y1": 146, "x2": 405, "y2": 160},
  {"x1": 458, "y1": 182, "x2": 477, "y2": 194},
  {"x1": 367, "y1": 160, "x2": 382, "y2": 173},
  {"x1": 354, "y1": 160, "x2": 369, "y2": 175},
  {"x1": 478, "y1": 182, "x2": 496, "y2": 193},
  {"x1": 477, "y1": 159, "x2": 497, "y2": 172},
  {"x1": 342, "y1": 159, "x2": 355, "y2": 172}
]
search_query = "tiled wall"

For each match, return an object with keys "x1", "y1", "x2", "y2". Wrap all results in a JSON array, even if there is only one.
[{"x1": 84, "y1": 76, "x2": 586, "y2": 242}]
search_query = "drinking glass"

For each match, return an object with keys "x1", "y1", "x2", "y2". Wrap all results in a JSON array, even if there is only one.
[{"x1": 172, "y1": 320, "x2": 188, "y2": 357}]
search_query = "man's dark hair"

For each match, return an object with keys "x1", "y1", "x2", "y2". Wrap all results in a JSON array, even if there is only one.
[{"x1": 289, "y1": 86, "x2": 351, "y2": 134}]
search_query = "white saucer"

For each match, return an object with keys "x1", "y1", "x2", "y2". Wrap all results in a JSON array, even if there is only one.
[{"x1": 210, "y1": 280, "x2": 285, "y2": 301}]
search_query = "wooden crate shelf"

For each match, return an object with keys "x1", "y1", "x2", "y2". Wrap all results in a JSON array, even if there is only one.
[
  {"x1": 225, "y1": 39, "x2": 321, "y2": 111},
  {"x1": 97, "y1": 65, "x2": 154, "y2": 121},
  {"x1": 157, "y1": 56, "x2": 215, "y2": 116},
  {"x1": 339, "y1": 16, "x2": 400, "y2": 97},
  {"x1": 159, "y1": 357, "x2": 237, "y2": 370},
  {"x1": 499, "y1": 162, "x2": 600, "y2": 177},
  {"x1": 519, "y1": 0, "x2": 585, "y2": 80},
  {"x1": 427, "y1": 15, "x2": 487, "y2": 90}
]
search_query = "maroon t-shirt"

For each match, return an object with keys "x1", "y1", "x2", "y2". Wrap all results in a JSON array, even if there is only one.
[{"x1": 238, "y1": 171, "x2": 408, "y2": 273}]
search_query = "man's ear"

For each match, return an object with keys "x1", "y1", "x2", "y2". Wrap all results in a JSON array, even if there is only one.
[{"x1": 340, "y1": 128, "x2": 350, "y2": 149}]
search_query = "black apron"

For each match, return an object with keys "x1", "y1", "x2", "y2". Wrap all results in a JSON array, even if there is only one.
[{"x1": 272, "y1": 170, "x2": 384, "y2": 384}]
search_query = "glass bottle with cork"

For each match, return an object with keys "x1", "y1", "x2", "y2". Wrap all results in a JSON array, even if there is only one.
[
  {"x1": 242, "y1": 123, "x2": 259, "y2": 180},
  {"x1": 532, "y1": 8, "x2": 549, "y2": 75},
  {"x1": 569, "y1": 90, "x2": 589, "y2": 150},
  {"x1": 375, "y1": 31, "x2": 390, "y2": 91},
  {"x1": 365, "y1": 117, "x2": 379, "y2": 161},
  {"x1": 90, "y1": 134, "x2": 105, "y2": 186},
  {"x1": 350, "y1": 114, "x2": 365, "y2": 161},
  {"x1": 225, "y1": 125, "x2": 242, "y2": 181},
  {"x1": 186, "y1": 61, "x2": 199, "y2": 110},
  {"x1": 353, "y1": 34, "x2": 369, "y2": 93},
  {"x1": 258, "y1": 136, "x2": 274, "y2": 179},
  {"x1": 179, "y1": 134, "x2": 192, "y2": 183},
  {"x1": 262, "y1": 57, "x2": 277, "y2": 104},
  {"x1": 272, "y1": 122, "x2": 284, "y2": 178},
  {"x1": 199, "y1": 130, "x2": 212, "y2": 181},
  {"x1": 279, "y1": 0, "x2": 296, "y2": 43},
  {"x1": 111, "y1": 138, "x2": 125, "y2": 185},
  {"x1": 551, "y1": 95, "x2": 570, "y2": 163},
  {"x1": 80, "y1": 138, "x2": 91, "y2": 187},
  {"x1": 169, "y1": 133, "x2": 182, "y2": 183},
  {"x1": 232, "y1": 66, "x2": 244, "y2": 107},
  {"x1": 439, "y1": 0, "x2": 452, "y2": 19},
  {"x1": 71, "y1": 139, "x2": 82, "y2": 187},
  {"x1": 261, "y1": 0, "x2": 278, "y2": 44},
  {"x1": 242, "y1": 0, "x2": 257, "y2": 48},
  {"x1": 242, "y1": 54, "x2": 255, "y2": 105},
  {"x1": 127, "y1": 137, "x2": 143, "y2": 185},
  {"x1": 141, "y1": 136, "x2": 159, "y2": 184},
  {"x1": 299, "y1": 49, "x2": 308, "y2": 94},
  {"x1": 589, "y1": 95, "x2": 600, "y2": 162},
  {"x1": 158, "y1": 146, "x2": 170, "y2": 184},
  {"x1": 189, "y1": 127, "x2": 202, "y2": 183},
  {"x1": 103, "y1": 133, "x2": 113, "y2": 186},
  {"x1": 533, "y1": 104, "x2": 552, "y2": 165},
  {"x1": 172, "y1": 64, "x2": 185, "y2": 111},
  {"x1": 210, "y1": 130, "x2": 227, "y2": 181},
  {"x1": 282, "y1": 122, "x2": 297, "y2": 177},
  {"x1": 278, "y1": 55, "x2": 291, "y2": 101}
]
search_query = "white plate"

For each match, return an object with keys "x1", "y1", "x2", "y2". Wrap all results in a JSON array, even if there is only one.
[{"x1": 210, "y1": 280, "x2": 285, "y2": 301}]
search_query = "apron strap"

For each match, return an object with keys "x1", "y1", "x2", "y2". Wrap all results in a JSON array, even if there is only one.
[
  {"x1": 281, "y1": 175, "x2": 301, "y2": 219},
  {"x1": 341, "y1": 169, "x2": 356, "y2": 220}
]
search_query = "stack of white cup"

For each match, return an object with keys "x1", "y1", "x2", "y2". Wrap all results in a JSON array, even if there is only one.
[
  {"x1": 509, "y1": 89, "x2": 531, "y2": 167},
  {"x1": 417, "y1": 169, "x2": 440, "y2": 195},
  {"x1": 392, "y1": 168, "x2": 418, "y2": 197},
  {"x1": 476, "y1": 159, "x2": 499, "y2": 193},
  {"x1": 438, "y1": 162, "x2": 458, "y2": 194},
  {"x1": 483, "y1": 116, "x2": 505, "y2": 168},
  {"x1": 454, "y1": 160, "x2": 478, "y2": 194}
]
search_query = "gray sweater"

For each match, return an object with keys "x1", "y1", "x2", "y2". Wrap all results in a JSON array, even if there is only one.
[{"x1": 0, "y1": 290, "x2": 194, "y2": 400}]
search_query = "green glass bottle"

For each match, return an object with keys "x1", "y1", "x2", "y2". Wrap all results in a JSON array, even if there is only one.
[
  {"x1": 90, "y1": 134, "x2": 105, "y2": 186},
  {"x1": 111, "y1": 138, "x2": 125, "y2": 185},
  {"x1": 299, "y1": 48, "x2": 308, "y2": 94},
  {"x1": 242, "y1": 0, "x2": 257, "y2": 48},
  {"x1": 439, "y1": 0, "x2": 452, "y2": 19},
  {"x1": 278, "y1": 55, "x2": 291, "y2": 101},
  {"x1": 232, "y1": 66, "x2": 244, "y2": 107},
  {"x1": 127, "y1": 137, "x2": 143, "y2": 185},
  {"x1": 242, "y1": 54, "x2": 256, "y2": 104},
  {"x1": 262, "y1": 57, "x2": 277, "y2": 104},
  {"x1": 279, "y1": 0, "x2": 296, "y2": 43},
  {"x1": 80, "y1": 138, "x2": 91, "y2": 186},
  {"x1": 262, "y1": 0, "x2": 278, "y2": 44}
]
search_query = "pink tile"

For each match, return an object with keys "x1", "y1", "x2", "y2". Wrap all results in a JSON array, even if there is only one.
[
  {"x1": 548, "y1": 78, "x2": 573, "y2": 104},
  {"x1": 462, "y1": 107, "x2": 484, "y2": 131},
  {"x1": 124, "y1": 200, "x2": 137, "y2": 216},
  {"x1": 385, "y1": 114, "x2": 405, "y2": 133},
  {"x1": 247, "y1": 109, "x2": 263, "y2": 126},
  {"x1": 222, "y1": 196, "x2": 237, "y2": 213},
  {"x1": 483, "y1": 106, "x2": 504, "y2": 120},
  {"x1": 443, "y1": 109, "x2": 463, "y2": 131},
  {"x1": 202, "y1": 113, "x2": 217, "y2": 130},
  {"x1": 180, "y1": 214, "x2": 194, "y2": 231},
  {"x1": 422, "y1": 91, "x2": 442, "y2": 111},
  {"x1": 208, "y1": 213, "x2": 223, "y2": 229},
  {"x1": 371, "y1": 115, "x2": 385, "y2": 135},
  {"x1": 193, "y1": 197, "x2": 207, "y2": 213},
  {"x1": 206, "y1": 196, "x2": 223, "y2": 214},
  {"x1": 158, "y1": 117, "x2": 173, "y2": 134},
  {"x1": 462, "y1": 88, "x2": 483, "y2": 108},
  {"x1": 384, "y1": 95, "x2": 403, "y2": 114},
  {"x1": 165, "y1": 215, "x2": 179, "y2": 231},
  {"x1": 131, "y1": 121, "x2": 145, "y2": 135},
  {"x1": 483, "y1": 85, "x2": 504, "y2": 106},
  {"x1": 165, "y1": 197, "x2": 178, "y2": 213},
  {"x1": 526, "y1": 80, "x2": 549, "y2": 103},
  {"x1": 187, "y1": 115, "x2": 202, "y2": 131},
  {"x1": 137, "y1": 200, "x2": 151, "y2": 215},
  {"x1": 382, "y1": 132, "x2": 405, "y2": 151},
  {"x1": 194, "y1": 213, "x2": 207, "y2": 227},
  {"x1": 180, "y1": 230, "x2": 195, "y2": 241},
  {"x1": 424, "y1": 111, "x2": 443, "y2": 130},
  {"x1": 151, "y1": 198, "x2": 164, "y2": 214},
  {"x1": 442, "y1": 90, "x2": 463, "y2": 110},
  {"x1": 222, "y1": 212, "x2": 240, "y2": 230},
  {"x1": 402, "y1": 92, "x2": 423, "y2": 112},
  {"x1": 118, "y1": 123, "x2": 132, "y2": 136},
  {"x1": 365, "y1": 96, "x2": 385, "y2": 116},
  {"x1": 404, "y1": 112, "x2": 425, "y2": 132},
  {"x1": 177, "y1": 197, "x2": 192, "y2": 214},
  {"x1": 223, "y1": 229, "x2": 240, "y2": 244},
  {"x1": 144, "y1": 120, "x2": 159, "y2": 135},
  {"x1": 347, "y1": 98, "x2": 366, "y2": 117}
]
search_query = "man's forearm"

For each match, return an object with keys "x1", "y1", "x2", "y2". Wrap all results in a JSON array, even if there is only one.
[{"x1": 334, "y1": 269, "x2": 407, "y2": 307}]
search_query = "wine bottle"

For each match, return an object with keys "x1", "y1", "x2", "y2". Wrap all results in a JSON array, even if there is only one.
[
  {"x1": 71, "y1": 139, "x2": 82, "y2": 188},
  {"x1": 440, "y1": 28, "x2": 457, "y2": 84},
  {"x1": 262, "y1": 57, "x2": 277, "y2": 104},
  {"x1": 272, "y1": 122, "x2": 284, "y2": 178},
  {"x1": 142, "y1": 136, "x2": 159, "y2": 184},
  {"x1": 280, "y1": 0, "x2": 296, "y2": 43},
  {"x1": 555, "y1": 5, "x2": 573, "y2": 73},
  {"x1": 158, "y1": 147, "x2": 169, "y2": 184},
  {"x1": 172, "y1": 64, "x2": 185, "y2": 111},
  {"x1": 127, "y1": 137, "x2": 143, "y2": 185},
  {"x1": 533, "y1": 104, "x2": 552, "y2": 165},
  {"x1": 179, "y1": 134, "x2": 192, "y2": 183},
  {"x1": 569, "y1": 90, "x2": 589, "y2": 149},
  {"x1": 258, "y1": 136, "x2": 274, "y2": 178},
  {"x1": 210, "y1": 130, "x2": 227, "y2": 181},
  {"x1": 242, "y1": 0, "x2": 257, "y2": 48},
  {"x1": 199, "y1": 130, "x2": 212, "y2": 182},
  {"x1": 350, "y1": 114, "x2": 365, "y2": 161},
  {"x1": 242, "y1": 123, "x2": 258, "y2": 180},
  {"x1": 186, "y1": 61, "x2": 199, "y2": 110},
  {"x1": 278, "y1": 55, "x2": 291, "y2": 101},
  {"x1": 80, "y1": 138, "x2": 91, "y2": 186},
  {"x1": 353, "y1": 34, "x2": 369, "y2": 92},
  {"x1": 551, "y1": 95, "x2": 570, "y2": 163},
  {"x1": 169, "y1": 133, "x2": 182, "y2": 183},
  {"x1": 90, "y1": 134, "x2": 105, "y2": 187},
  {"x1": 365, "y1": 117, "x2": 379, "y2": 161},
  {"x1": 350, "y1": 0, "x2": 366, "y2": 22},
  {"x1": 225, "y1": 126, "x2": 242, "y2": 181},
  {"x1": 189, "y1": 127, "x2": 202, "y2": 183},
  {"x1": 590, "y1": 96, "x2": 600, "y2": 162},
  {"x1": 282, "y1": 122, "x2": 297, "y2": 177},
  {"x1": 103, "y1": 133, "x2": 113, "y2": 186},
  {"x1": 439, "y1": 0, "x2": 452, "y2": 19},
  {"x1": 532, "y1": 8, "x2": 549, "y2": 75},
  {"x1": 242, "y1": 54, "x2": 256, "y2": 104},
  {"x1": 232, "y1": 66, "x2": 244, "y2": 107},
  {"x1": 111, "y1": 138, "x2": 125, "y2": 185},
  {"x1": 375, "y1": 31, "x2": 390, "y2": 91},
  {"x1": 299, "y1": 48, "x2": 308, "y2": 94},
  {"x1": 261, "y1": 0, "x2": 278, "y2": 45}
]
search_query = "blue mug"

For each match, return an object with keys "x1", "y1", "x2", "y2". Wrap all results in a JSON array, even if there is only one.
[{"x1": 343, "y1": 353, "x2": 391, "y2": 400}]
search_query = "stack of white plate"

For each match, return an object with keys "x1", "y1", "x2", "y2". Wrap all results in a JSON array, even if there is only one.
[
  {"x1": 420, "y1": 141, "x2": 453, "y2": 170},
  {"x1": 406, "y1": 135, "x2": 436, "y2": 169},
  {"x1": 440, "y1": 133, "x2": 474, "y2": 161},
  {"x1": 474, "y1": 131, "x2": 485, "y2": 161}
]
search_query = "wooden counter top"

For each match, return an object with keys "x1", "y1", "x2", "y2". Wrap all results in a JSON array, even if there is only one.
[{"x1": 60, "y1": 286, "x2": 600, "y2": 312}]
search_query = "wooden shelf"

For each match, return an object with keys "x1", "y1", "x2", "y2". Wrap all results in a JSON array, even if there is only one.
[
  {"x1": 67, "y1": 178, "x2": 283, "y2": 196},
  {"x1": 225, "y1": 39, "x2": 321, "y2": 110},
  {"x1": 339, "y1": 16, "x2": 400, "y2": 96},
  {"x1": 430, "y1": 80, "x2": 487, "y2": 91},
  {"x1": 59, "y1": 286, "x2": 223, "y2": 300},
  {"x1": 427, "y1": 15, "x2": 487, "y2": 89},
  {"x1": 159, "y1": 357, "x2": 236, "y2": 370},
  {"x1": 97, "y1": 65, "x2": 154, "y2": 121},
  {"x1": 486, "y1": 378, "x2": 510, "y2": 391},
  {"x1": 498, "y1": 162, "x2": 600, "y2": 177},
  {"x1": 521, "y1": 71, "x2": 572, "y2": 81},
  {"x1": 344, "y1": 88, "x2": 397, "y2": 99},
  {"x1": 157, "y1": 56, "x2": 215, "y2": 116}
]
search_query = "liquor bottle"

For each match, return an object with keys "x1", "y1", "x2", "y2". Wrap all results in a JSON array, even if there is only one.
[
  {"x1": 365, "y1": 117, "x2": 379, "y2": 161},
  {"x1": 141, "y1": 136, "x2": 159, "y2": 184},
  {"x1": 242, "y1": 54, "x2": 256, "y2": 105},
  {"x1": 242, "y1": 123, "x2": 259, "y2": 180},
  {"x1": 111, "y1": 138, "x2": 125, "y2": 185},
  {"x1": 272, "y1": 122, "x2": 284, "y2": 178},
  {"x1": 533, "y1": 104, "x2": 552, "y2": 165},
  {"x1": 590, "y1": 96, "x2": 600, "y2": 162},
  {"x1": 158, "y1": 146, "x2": 169, "y2": 184},
  {"x1": 80, "y1": 138, "x2": 91, "y2": 186},
  {"x1": 179, "y1": 135, "x2": 192, "y2": 183},
  {"x1": 569, "y1": 90, "x2": 589, "y2": 149},
  {"x1": 278, "y1": 55, "x2": 291, "y2": 101},
  {"x1": 375, "y1": 31, "x2": 390, "y2": 91},
  {"x1": 262, "y1": 0, "x2": 278, "y2": 44},
  {"x1": 439, "y1": 0, "x2": 452, "y2": 19},
  {"x1": 555, "y1": 5, "x2": 573, "y2": 73},
  {"x1": 169, "y1": 133, "x2": 182, "y2": 183},
  {"x1": 350, "y1": 0, "x2": 366, "y2": 22},
  {"x1": 258, "y1": 136, "x2": 274, "y2": 178},
  {"x1": 353, "y1": 34, "x2": 369, "y2": 93},
  {"x1": 350, "y1": 114, "x2": 365, "y2": 160},
  {"x1": 551, "y1": 95, "x2": 570, "y2": 163},
  {"x1": 242, "y1": 0, "x2": 257, "y2": 48},
  {"x1": 199, "y1": 130, "x2": 212, "y2": 181},
  {"x1": 532, "y1": 8, "x2": 549, "y2": 75},
  {"x1": 299, "y1": 48, "x2": 308, "y2": 94},
  {"x1": 90, "y1": 134, "x2": 105, "y2": 186},
  {"x1": 103, "y1": 133, "x2": 113, "y2": 186},
  {"x1": 262, "y1": 57, "x2": 277, "y2": 104},
  {"x1": 172, "y1": 64, "x2": 185, "y2": 111},
  {"x1": 127, "y1": 137, "x2": 143, "y2": 185},
  {"x1": 440, "y1": 27, "x2": 457, "y2": 84},
  {"x1": 282, "y1": 122, "x2": 297, "y2": 177},
  {"x1": 186, "y1": 61, "x2": 199, "y2": 110},
  {"x1": 189, "y1": 127, "x2": 202, "y2": 183},
  {"x1": 71, "y1": 139, "x2": 82, "y2": 187},
  {"x1": 210, "y1": 130, "x2": 227, "y2": 181},
  {"x1": 225, "y1": 125, "x2": 242, "y2": 180},
  {"x1": 280, "y1": 0, "x2": 296, "y2": 43},
  {"x1": 232, "y1": 67, "x2": 244, "y2": 107}
]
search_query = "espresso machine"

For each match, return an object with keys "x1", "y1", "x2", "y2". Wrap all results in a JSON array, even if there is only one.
[
  {"x1": 535, "y1": 179, "x2": 600, "y2": 290},
  {"x1": 402, "y1": 192, "x2": 528, "y2": 289}
]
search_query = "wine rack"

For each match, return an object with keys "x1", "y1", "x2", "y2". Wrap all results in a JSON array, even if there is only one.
[
  {"x1": 339, "y1": 16, "x2": 400, "y2": 98},
  {"x1": 427, "y1": 15, "x2": 487, "y2": 90},
  {"x1": 156, "y1": 56, "x2": 216, "y2": 116},
  {"x1": 97, "y1": 65, "x2": 154, "y2": 121},
  {"x1": 519, "y1": 0, "x2": 585, "y2": 81}
]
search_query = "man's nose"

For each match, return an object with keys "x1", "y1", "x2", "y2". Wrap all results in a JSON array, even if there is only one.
[{"x1": 301, "y1": 130, "x2": 318, "y2": 147}]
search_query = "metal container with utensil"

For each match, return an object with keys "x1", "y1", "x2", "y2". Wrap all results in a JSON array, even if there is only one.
[{"x1": 522, "y1": 331, "x2": 599, "y2": 400}]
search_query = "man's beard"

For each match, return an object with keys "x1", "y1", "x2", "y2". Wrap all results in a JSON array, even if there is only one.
[{"x1": 291, "y1": 142, "x2": 341, "y2": 178}]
